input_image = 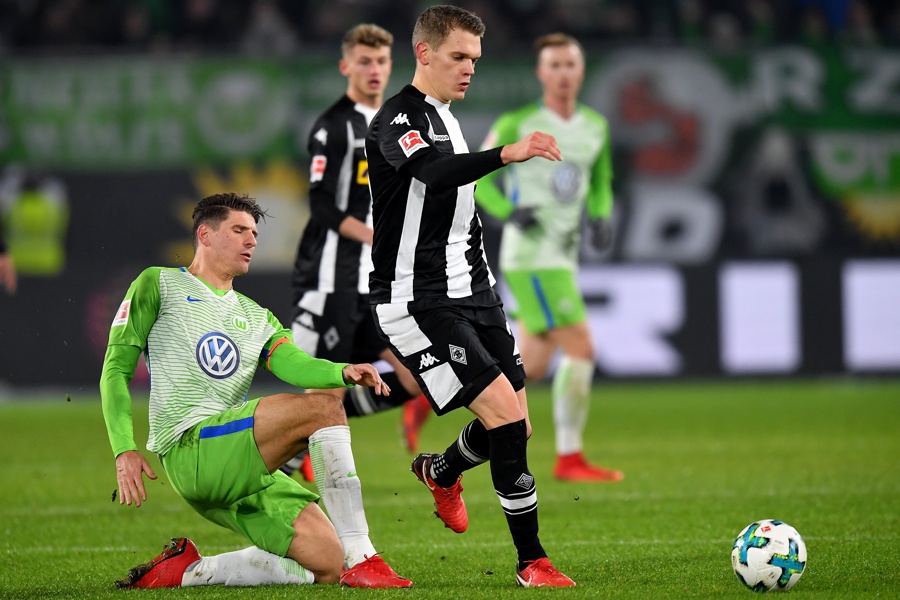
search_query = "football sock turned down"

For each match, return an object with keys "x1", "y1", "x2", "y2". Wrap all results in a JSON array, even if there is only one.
[
  {"x1": 430, "y1": 418, "x2": 489, "y2": 487},
  {"x1": 308, "y1": 425, "x2": 377, "y2": 568},
  {"x1": 182, "y1": 546, "x2": 314, "y2": 586},
  {"x1": 487, "y1": 419, "x2": 546, "y2": 568},
  {"x1": 552, "y1": 356, "x2": 594, "y2": 456}
]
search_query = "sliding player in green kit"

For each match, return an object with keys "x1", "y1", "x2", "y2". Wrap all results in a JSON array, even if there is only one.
[
  {"x1": 476, "y1": 34, "x2": 623, "y2": 482},
  {"x1": 100, "y1": 193, "x2": 411, "y2": 589}
]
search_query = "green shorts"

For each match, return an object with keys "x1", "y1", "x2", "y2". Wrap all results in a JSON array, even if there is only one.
[
  {"x1": 161, "y1": 398, "x2": 319, "y2": 557},
  {"x1": 504, "y1": 268, "x2": 587, "y2": 335}
]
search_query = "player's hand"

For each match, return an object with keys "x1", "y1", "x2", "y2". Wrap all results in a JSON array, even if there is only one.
[
  {"x1": 508, "y1": 206, "x2": 538, "y2": 229},
  {"x1": 342, "y1": 364, "x2": 391, "y2": 396},
  {"x1": 590, "y1": 217, "x2": 614, "y2": 250},
  {"x1": 115, "y1": 450, "x2": 157, "y2": 508},
  {"x1": 500, "y1": 131, "x2": 562, "y2": 164}
]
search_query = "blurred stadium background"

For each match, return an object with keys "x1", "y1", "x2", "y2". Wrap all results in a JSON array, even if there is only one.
[{"x1": 1, "y1": 0, "x2": 899, "y2": 392}]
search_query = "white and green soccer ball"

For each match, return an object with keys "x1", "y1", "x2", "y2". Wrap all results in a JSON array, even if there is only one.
[{"x1": 731, "y1": 520, "x2": 807, "y2": 592}]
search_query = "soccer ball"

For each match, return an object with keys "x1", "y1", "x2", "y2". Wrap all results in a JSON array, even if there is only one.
[{"x1": 731, "y1": 520, "x2": 807, "y2": 592}]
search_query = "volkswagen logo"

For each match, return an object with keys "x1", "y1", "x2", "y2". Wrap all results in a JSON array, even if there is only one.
[{"x1": 196, "y1": 332, "x2": 241, "y2": 379}]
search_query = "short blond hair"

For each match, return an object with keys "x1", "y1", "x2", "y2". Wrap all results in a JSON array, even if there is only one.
[
  {"x1": 412, "y1": 5, "x2": 485, "y2": 51},
  {"x1": 534, "y1": 32, "x2": 583, "y2": 57},
  {"x1": 342, "y1": 23, "x2": 394, "y2": 56}
]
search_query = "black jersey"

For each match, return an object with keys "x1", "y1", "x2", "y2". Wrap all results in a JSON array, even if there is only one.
[
  {"x1": 366, "y1": 85, "x2": 507, "y2": 304},
  {"x1": 291, "y1": 95, "x2": 378, "y2": 300}
]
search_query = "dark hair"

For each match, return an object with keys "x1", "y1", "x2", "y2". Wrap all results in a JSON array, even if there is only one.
[
  {"x1": 534, "y1": 32, "x2": 583, "y2": 57},
  {"x1": 191, "y1": 192, "x2": 267, "y2": 249},
  {"x1": 342, "y1": 23, "x2": 393, "y2": 55},
  {"x1": 412, "y1": 5, "x2": 485, "y2": 51}
]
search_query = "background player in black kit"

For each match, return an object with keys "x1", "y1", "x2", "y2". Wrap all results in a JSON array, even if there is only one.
[
  {"x1": 365, "y1": 5, "x2": 575, "y2": 588},
  {"x1": 285, "y1": 24, "x2": 430, "y2": 480}
]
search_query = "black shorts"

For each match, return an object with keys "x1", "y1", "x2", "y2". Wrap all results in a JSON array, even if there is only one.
[
  {"x1": 292, "y1": 291, "x2": 386, "y2": 363},
  {"x1": 372, "y1": 288, "x2": 525, "y2": 416}
]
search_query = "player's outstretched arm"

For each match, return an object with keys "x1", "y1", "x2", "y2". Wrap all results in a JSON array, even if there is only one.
[
  {"x1": 114, "y1": 450, "x2": 157, "y2": 508},
  {"x1": 342, "y1": 364, "x2": 391, "y2": 396},
  {"x1": 500, "y1": 131, "x2": 563, "y2": 164}
]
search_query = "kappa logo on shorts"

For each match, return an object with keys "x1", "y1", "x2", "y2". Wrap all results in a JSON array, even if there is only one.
[
  {"x1": 449, "y1": 344, "x2": 467, "y2": 365},
  {"x1": 196, "y1": 332, "x2": 241, "y2": 379},
  {"x1": 399, "y1": 130, "x2": 429, "y2": 157},
  {"x1": 419, "y1": 352, "x2": 440, "y2": 370}
]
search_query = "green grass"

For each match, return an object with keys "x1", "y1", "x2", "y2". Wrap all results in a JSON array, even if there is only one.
[{"x1": 1, "y1": 379, "x2": 899, "y2": 599}]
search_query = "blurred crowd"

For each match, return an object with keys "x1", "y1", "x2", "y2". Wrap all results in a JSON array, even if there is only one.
[{"x1": 1, "y1": 0, "x2": 898, "y2": 56}]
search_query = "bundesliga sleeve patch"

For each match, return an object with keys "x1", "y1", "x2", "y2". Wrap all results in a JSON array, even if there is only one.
[
  {"x1": 310, "y1": 155, "x2": 327, "y2": 182},
  {"x1": 399, "y1": 130, "x2": 429, "y2": 157},
  {"x1": 112, "y1": 299, "x2": 131, "y2": 327}
]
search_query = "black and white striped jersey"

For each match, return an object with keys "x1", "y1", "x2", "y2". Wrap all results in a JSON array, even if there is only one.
[
  {"x1": 291, "y1": 95, "x2": 378, "y2": 301},
  {"x1": 366, "y1": 85, "x2": 507, "y2": 304}
]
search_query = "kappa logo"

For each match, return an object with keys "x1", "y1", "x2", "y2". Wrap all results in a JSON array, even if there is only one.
[
  {"x1": 449, "y1": 344, "x2": 467, "y2": 365},
  {"x1": 314, "y1": 127, "x2": 328, "y2": 145},
  {"x1": 390, "y1": 112, "x2": 410, "y2": 126},
  {"x1": 515, "y1": 473, "x2": 534, "y2": 489},
  {"x1": 419, "y1": 352, "x2": 440, "y2": 370},
  {"x1": 196, "y1": 332, "x2": 241, "y2": 379},
  {"x1": 431, "y1": 133, "x2": 450, "y2": 142},
  {"x1": 399, "y1": 130, "x2": 429, "y2": 157}
]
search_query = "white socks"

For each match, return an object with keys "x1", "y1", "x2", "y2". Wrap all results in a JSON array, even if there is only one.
[
  {"x1": 181, "y1": 546, "x2": 314, "y2": 586},
  {"x1": 308, "y1": 425, "x2": 377, "y2": 568},
  {"x1": 551, "y1": 356, "x2": 594, "y2": 456}
]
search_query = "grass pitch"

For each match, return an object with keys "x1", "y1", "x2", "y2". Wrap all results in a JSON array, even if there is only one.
[{"x1": 1, "y1": 379, "x2": 898, "y2": 599}]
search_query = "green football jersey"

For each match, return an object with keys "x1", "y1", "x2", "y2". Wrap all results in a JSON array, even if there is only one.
[
  {"x1": 108, "y1": 267, "x2": 288, "y2": 455},
  {"x1": 476, "y1": 102, "x2": 613, "y2": 271}
]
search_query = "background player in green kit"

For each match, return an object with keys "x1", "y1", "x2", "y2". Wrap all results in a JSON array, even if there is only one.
[
  {"x1": 475, "y1": 33, "x2": 623, "y2": 483},
  {"x1": 100, "y1": 192, "x2": 411, "y2": 589}
]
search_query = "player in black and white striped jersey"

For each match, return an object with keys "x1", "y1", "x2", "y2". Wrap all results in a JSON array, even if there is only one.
[
  {"x1": 365, "y1": 5, "x2": 574, "y2": 588},
  {"x1": 286, "y1": 24, "x2": 431, "y2": 484}
]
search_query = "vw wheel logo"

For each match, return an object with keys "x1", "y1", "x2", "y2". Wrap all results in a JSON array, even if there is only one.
[{"x1": 196, "y1": 332, "x2": 241, "y2": 379}]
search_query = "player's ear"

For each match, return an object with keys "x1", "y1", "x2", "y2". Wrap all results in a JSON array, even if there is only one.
[
  {"x1": 197, "y1": 224, "x2": 211, "y2": 247},
  {"x1": 338, "y1": 58, "x2": 349, "y2": 76},
  {"x1": 414, "y1": 41, "x2": 429, "y2": 65}
]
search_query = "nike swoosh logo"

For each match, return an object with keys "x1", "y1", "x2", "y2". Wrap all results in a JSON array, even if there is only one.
[{"x1": 186, "y1": 296, "x2": 204, "y2": 303}]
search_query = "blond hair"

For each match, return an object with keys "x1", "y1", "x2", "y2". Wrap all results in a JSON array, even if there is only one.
[
  {"x1": 342, "y1": 23, "x2": 394, "y2": 56},
  {"x1": 534, "y1": 32, "x2": 583, "y2": 57}
]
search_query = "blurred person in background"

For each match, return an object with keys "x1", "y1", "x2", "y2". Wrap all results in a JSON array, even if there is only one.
[
  {"x1": 101, "y1": 192, "x2": 411, "y2": 589},
  {"x1": 475, "y1": 33, "x2": 622, "y2": 483},
  {"x1": 0, "y1": 169, "x2": 69, "y2": 278},
  {"x1": 283, "y1": 23, "x2": 431, "y2": 483}
]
